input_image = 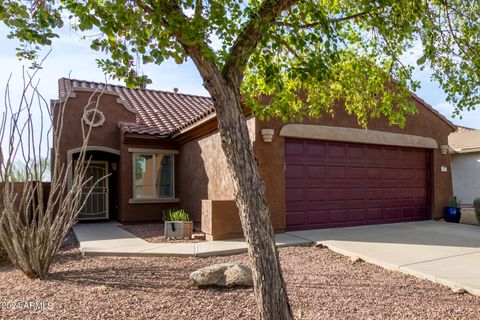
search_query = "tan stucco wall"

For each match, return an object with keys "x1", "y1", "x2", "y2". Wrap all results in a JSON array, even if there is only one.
[{"x1": 451, "y1": 152, "x2": 480, "y2": 206}]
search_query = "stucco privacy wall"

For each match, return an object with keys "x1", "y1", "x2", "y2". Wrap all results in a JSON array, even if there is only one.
[
  {"x1": 178, "y1": 117, "x2": 256, "y2": 225},
  {"x1": 451, "y1": 152, "x2": 480, "y2": 206}
]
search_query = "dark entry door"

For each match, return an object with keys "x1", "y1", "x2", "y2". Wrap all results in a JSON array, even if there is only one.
[
  {"x1": 78, "y1": 161, "x2": 109, "y2": 220},
  {"x1": 285, "y1": 139, "x2": 430, "y2": 231}
]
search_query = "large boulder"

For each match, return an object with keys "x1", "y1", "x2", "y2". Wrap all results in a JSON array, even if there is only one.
[{"x1": 190, "y1": 263, "x2": 253, "y2": 288}]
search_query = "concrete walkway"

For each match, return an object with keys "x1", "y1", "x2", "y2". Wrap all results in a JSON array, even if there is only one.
[
  {"x1": 73, "y1": 221, "x2": 311, "y2": 257},
  {"x1": 73, "y1": 220, "x2": 480, "y2": 295}
]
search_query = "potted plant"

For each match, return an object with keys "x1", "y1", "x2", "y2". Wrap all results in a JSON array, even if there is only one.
[
  {"x1": 163, "y1": 209, "x2": 193, "y2": 239},
  {"x1": 444, "y1": 196, "x2": 461, "y2": 223}
]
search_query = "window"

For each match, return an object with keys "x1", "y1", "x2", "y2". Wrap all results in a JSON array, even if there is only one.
[{"x1": 134, "y1": 153, "x2": 174, "y2": 199}]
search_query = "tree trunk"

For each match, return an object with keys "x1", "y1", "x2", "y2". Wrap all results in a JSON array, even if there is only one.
[{"x1": 202, "y1": 77, "x2": 292, "y2": 319}]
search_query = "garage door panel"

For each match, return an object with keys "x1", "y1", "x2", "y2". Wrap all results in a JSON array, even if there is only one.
[
  {"x1": 348, "y1": 145, "x2": 365, "y2": 159},
  {"x1": 285, "y1": 188, "x2": 305, "y2": 202},
  {"x1": 327, "y1": 144, "x2": 347, "y2": 158},
  {"x1": 383, "y1": 207, "x2": 401, "y2": 219},
  {"x1": 307, "y1": 211, "x2": 328, "y2": 224},
  {"x1": 367, "y1": 208, "x2": 383, "y2": 220},
  {"x1": 402, "y1": 207, "x2": 415, "y2": 218},
  {"x1": 285, "y1": 165, "x2": 304, "y2": 178},
  {"x1": 306, "y1": 165, "x2": 326, "y2": 178},
  {"x1": 286, "y1": 139, "x2": 430, "y2": 231},
  {"x1": 347, "y1": 167, "x2": 366, "y2": 179},
  {"x1": 329, "y1": 209, "x2": 347, "y2": 222},
  {"x1": 328, "y1": 188, "x2": 348, "y2": 200},
  {"x1": 327, "y1": 166, "x2": 346, "y2": 178},
  {"x1": 306, "y1": 143, "x2": 326, "y2": 159},
  {"x1": 347, "y1": 209, "x2": 366, "y2": 221},
  {"x1": 307, "y1": 188, "x2": 327, "y2": 201},
  {"x1": 286, "y1": 212, "x2": 306, "y2": 226}
]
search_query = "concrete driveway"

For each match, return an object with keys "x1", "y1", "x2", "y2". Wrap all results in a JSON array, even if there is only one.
[{"x1": 288, "y1": 221, "x2": 480, "y2": 296}]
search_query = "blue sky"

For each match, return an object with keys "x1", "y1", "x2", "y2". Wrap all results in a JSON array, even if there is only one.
[{"x1": 1, "y1": 24, "x2": 479, "y2": 134}]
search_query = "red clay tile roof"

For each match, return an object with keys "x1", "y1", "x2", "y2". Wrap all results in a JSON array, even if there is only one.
[
  {"x1": 58, "y1": 78, "x2": 214, "y2": 136},
  {"x1": 117, "y1": 122, "x2": 169, "y2": 137}
]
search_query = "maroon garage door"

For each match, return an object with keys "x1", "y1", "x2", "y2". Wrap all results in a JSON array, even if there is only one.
[{"x1": 285, "y1": 139, "x2": 430, "y2": 231}]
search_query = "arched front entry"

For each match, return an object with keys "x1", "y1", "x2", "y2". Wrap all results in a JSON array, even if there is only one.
[{"x1": 67, "y1": 147, "x2": 120, "y2": 221}]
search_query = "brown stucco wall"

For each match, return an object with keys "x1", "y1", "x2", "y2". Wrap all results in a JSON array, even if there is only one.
[
  {"x1": 201, "y1": 200, "x2": 243, "y2": 240},
  {"x1": 254, "y1": 100, "x2": 454, "y2": 233},
  {"x1": 179, "y1": 130, "x2": 234, "y2": 223},
  {"x1": 178, "y1": 118, "x2": 257, "y2": 231},
  {"x1": 53, "y1": 91, "x2": 136, "y2": 165}
]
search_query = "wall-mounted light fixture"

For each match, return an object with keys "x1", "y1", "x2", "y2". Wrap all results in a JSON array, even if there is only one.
[
  {"x1": 111, "y1": 162, "x2": 118, "y2": 171},
  {"x1": 440, "y1": 145, "x2": 449, "y2": 155},
  {"x1": 261, "y1": 129, "x2": 274, "y2": 143}
]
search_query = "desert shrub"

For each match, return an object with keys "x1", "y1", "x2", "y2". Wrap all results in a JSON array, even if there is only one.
[
  {"x1": 447, "y1": 196, "x2": 459, "y2": 208},
  {"x1": 163, "y1": 209, "x2": 190, "y2": 222},
  {"x1": 473, "y1": 198, "x2": 480, "y2": 223}
]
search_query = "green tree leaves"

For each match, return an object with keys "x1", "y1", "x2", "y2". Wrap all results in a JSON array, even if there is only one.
[{"x1": 2, "y1": 0, "x2": 479, "y2": 124}]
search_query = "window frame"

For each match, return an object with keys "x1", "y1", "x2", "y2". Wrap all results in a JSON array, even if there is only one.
[{"x1": 129, "y1": 148, "x2": 179, "y2": 203}]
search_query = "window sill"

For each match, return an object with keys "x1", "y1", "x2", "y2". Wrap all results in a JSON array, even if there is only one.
[{"x1": 128, "y1": 198, "x2": 179, "y2": 204}]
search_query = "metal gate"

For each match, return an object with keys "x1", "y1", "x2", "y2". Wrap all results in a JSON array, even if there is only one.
[{"x1": 78, "y1": 161, "x2": 109, "y2": 220}]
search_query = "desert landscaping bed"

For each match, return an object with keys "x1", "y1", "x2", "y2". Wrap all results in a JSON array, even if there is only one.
[
  {"x1": 121, "y1": 223, "x2": 205, "y2": 243},
  {"x1": 1, "y1": 232, "x2": 479, "y2": 320}
]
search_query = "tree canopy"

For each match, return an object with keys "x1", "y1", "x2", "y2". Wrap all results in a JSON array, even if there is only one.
[{"x1": 2, "y1": 1, "x2": 478, "y2": 126}]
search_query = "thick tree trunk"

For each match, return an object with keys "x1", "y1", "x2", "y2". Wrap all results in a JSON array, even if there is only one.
[{"x1": 202, "y1": 78, "x2": 292, "y2": 319}]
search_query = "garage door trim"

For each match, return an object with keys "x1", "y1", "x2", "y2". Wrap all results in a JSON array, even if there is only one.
[{"x1": 280, "y1": 124, "x2": 438, "y2": 149}]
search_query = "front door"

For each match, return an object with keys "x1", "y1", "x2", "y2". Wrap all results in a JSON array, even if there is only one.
[{"x1": 78, "y1": 161, "x2": 109, "y2": 220}]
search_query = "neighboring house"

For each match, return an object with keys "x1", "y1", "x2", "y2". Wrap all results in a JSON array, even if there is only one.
[
  {"x1": 449, "y1": 127, "x2": 480, "y2": 207},
  {"x1": 52, "y1": 78, "x2": 455, "y2": 240}
]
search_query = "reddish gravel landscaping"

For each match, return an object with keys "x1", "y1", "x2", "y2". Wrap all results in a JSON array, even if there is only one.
[
  {"x1": 121, "y1": 223, "x2": 205, "y2": 243},
  {"x1": 1, "y1": 232, "x2": 479, "y2": 319}
]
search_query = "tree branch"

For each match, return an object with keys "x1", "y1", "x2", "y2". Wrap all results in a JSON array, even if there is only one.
[
  {"x1": 222, "y1": 0, "x2": 299, "y2": 89},
  {"x1": 274, "y1": 11, "x2": 370, "y2": 29},
  {"x1": 134, "y1": 0, "x2": 222, "y2": 88}
]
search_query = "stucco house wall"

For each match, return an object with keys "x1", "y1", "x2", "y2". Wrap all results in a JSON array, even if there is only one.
[
  {"x1": 178, "y1": 117, "x2": 256, "y2": 227},
  {"x1": 449, "y1": 127, "x2": 480, "y2": 208},
  {"x1": 52, "y1": 90, "x2": 135, "y2": 166},
  {"x1": 451, "y1": 153, "x2": 480, "y2": 206},
  {"x1": 53, "y1": 78, "x2": 455, "y2": 240}
]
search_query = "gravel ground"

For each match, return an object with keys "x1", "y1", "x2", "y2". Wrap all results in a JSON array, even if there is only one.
[
  {"x1": 1, "y1": 232, "x2": 479, "y2": 320},
  {"x1": 121, "y1": 223, "x2": 205, "y2": 243}
]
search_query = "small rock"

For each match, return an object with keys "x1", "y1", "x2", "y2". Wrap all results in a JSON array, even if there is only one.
[
  {"x1": 92, "y1": 285, "x2": 108, "y2": 292},
  {"x1": 452, "y1": 288, "x2": 467, "y2": 294},
  {"x1": 190, "y1": 263, "x2": 253, "y2": 288},
  {"x1": 315, "y1": 243, "x2": 328, "y2": 249},
  {"x1": 350, "y1": 256, "x2": 363, "y2": 263}
]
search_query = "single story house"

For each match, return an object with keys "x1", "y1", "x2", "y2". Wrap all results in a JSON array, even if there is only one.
[
  {"x1": 52, "y1": 78, "x2": 455, "y2": 240},
  {"x1": 449, "y1": 127, "x2": 480, "y2": 207}
]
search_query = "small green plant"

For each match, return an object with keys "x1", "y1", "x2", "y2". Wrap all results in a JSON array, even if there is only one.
[
  {"x1": 473, "y1": 197, "x2": 480, "y2": 223},
  {"x1": 447, "y1": 197, "x2": 458, "y2": 208},
  {"x1": 163, "y1": 209, "x2": 190, "y2": 222}
]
